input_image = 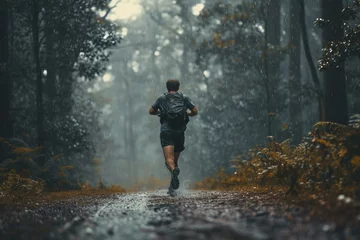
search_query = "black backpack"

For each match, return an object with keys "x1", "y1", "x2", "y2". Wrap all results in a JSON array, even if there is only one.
[{"x1": 163, "y1": 93, "x2": 189, "y2": 129}]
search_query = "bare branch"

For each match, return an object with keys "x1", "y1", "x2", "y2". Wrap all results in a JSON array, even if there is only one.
[
  {"x1": 39, "y1": 34, "x2": 46, "y2": 46},
  {"x1": 102, "y1": 0, "x2": 121, "y2": 20}
]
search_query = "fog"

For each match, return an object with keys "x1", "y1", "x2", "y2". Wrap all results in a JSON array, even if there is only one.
[
  {"x1": 81, "y1": 0, "x2": 335, "y2": 188},
  {"x1": 3, "y1": 0, "x2": 358, "y2": 191},
  {"x1": 87, "y1": 0, "x2": 210, "y2": 188}
]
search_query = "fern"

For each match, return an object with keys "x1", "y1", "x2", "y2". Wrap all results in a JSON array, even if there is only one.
[{"x1": 194, "y1": 121, "x2": 360, "y2": 197}]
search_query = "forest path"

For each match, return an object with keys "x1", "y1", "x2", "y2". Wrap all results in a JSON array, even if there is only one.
[{"x1": 0, "y1": 190, "x2": 355, "y2": 240}]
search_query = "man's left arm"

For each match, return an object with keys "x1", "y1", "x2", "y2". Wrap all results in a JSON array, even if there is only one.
[{"x1": 149, "y1": 107, "x2": 160, "y2": 115}]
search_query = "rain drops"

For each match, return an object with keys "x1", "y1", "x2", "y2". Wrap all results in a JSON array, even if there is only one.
[{"x1": 337, "y1": 194, "x2": 352, "y2": 204}]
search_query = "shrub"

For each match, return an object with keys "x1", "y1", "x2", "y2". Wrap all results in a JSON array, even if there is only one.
[
  {"x1": 0, "y1": 170, "x2": 45, "y2": 203},
  {"x1": 194, "y1": 121, "x2": 360, "y2": 197}
]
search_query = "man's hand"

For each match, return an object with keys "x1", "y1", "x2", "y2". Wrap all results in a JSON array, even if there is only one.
[
  {"x1": 149, "y1": 107, "x2": 160, "y2": 115},
  {"x1": 187, "y1": 106, "x2": 198, "y2": 117}
]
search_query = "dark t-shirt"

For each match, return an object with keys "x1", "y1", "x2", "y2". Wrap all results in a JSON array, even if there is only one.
[{"x1": 151, "y1": 92, "x2": 195, "y2": 132}]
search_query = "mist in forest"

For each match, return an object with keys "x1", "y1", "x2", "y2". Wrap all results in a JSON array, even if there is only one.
[{"x1": 1, "y1": 0, "x2": 358, "y2": 190}]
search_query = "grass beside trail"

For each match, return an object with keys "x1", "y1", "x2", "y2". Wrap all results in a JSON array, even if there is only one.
[
  {"x1": 0, "y1": 171, "x2": 172, "y2": 206},
  {"x1": 0, "y1": 171, "x2": 125, "y2": 206}
]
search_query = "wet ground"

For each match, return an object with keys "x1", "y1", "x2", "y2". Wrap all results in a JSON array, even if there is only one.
[{"x1": 0, "y1": 190, "x2": 359, "y2": 240}]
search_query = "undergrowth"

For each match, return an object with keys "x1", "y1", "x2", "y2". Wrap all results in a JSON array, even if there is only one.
[
  {"x1": 0, "y1": 171, "x2": 125, "y2": 204},
  {"x1": 194, "y1": 121, "x2": 360, "y2": 199}
]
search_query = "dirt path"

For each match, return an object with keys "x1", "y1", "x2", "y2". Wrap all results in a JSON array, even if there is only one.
[{"x1": 0, "y1": 190, "x2": 358, "y2": 240}]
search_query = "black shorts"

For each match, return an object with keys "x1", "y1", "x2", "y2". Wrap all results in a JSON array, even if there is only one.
[{"x1": 160, "y1": 131, "x2": 185, "y2": 153}]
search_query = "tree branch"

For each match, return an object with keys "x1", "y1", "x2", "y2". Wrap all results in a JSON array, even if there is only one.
[
  {"x1": 299, "y1": 0, "x2": 322, "y2": 94},
  {"x1": 102, "y1": 0, "x2": 121, "y2": 20}
]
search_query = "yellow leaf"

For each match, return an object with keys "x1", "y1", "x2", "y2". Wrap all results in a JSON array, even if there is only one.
[
  {"x1": 13, "y1": 146, "x2": 44, "y2": 154},
  {"x1": 314, "y1": 139, "x2": 332, "y2": 148},
  {"x1": 350, "y1": 156, "x2": 360, "y2": 166},
  {"x1": 52, "y1": 154, "x2": 62, "y2": 161},
  {"x1": 61, "y1": 165, "x2": 75, "y2": 170},
  {"x1": 338, "y1": 148, "x2": 348, "y2": 158},
  {"x1": 281, "y1": 123, "x2": 289, "y2": 130}
]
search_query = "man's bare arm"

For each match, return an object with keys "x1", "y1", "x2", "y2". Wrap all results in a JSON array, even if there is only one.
[
  {"x1": 149, "y1": 107, "x2": 160, "y2": 115},
  {"x1": 187, "y1": 106, "x2": 198, "y2": 117}
]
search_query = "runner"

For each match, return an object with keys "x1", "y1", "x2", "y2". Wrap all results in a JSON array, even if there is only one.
[{"x1": 149, "y1": 79, "x2": 198, "y2": 196}]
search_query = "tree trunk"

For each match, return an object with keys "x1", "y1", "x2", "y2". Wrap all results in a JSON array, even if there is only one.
[
  {"x1": 264, "y1": 0, "x2": 281, "y2": 139},
  {"x1": 45, "y1": 21, "x2": 57, "y2": 121},
  {"x1": 177, "y1": 0, "x2": 191, "y2": 86},
  {"x1": 0, "y1": 0, "x2": 13, "y2": 139},
  {"x1": 31, "y1": 0, "x2": 45, "y2": 147},
  {"x1": 263, "y1": 13, "x2": 272, "y2": 138},
  {"x1": 299, "y1": 0, "x2": 325, "y2": 121},
  {"x1": 288, "y1": 0, "x2": 303, "y2": 143},
  {"x1": 123, "y1": 66, "x2": 137, "y2": 185},
  {"x1": 266, "y1": 0, "x2": 281, "y2": 113},
  {"x1": 321, "y1": 0, "x2": 348, "y2": 124}
]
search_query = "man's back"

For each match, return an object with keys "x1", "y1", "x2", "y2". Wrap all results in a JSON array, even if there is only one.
[{"x1": 152, "y1": 92, "x2": 195, "y2": 132}]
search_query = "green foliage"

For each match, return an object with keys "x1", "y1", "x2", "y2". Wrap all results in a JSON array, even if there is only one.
[
  {"x1": 316, "y1": 1, "x2": 360, "y2": 70},
  {"x1": 0, "y1": 139, "x2": 97, "y2": 192},
  {"x1": 195, "y1": 121, "x2": 360, "y2": 197},
  {"x1": 7, "y1": 0, "x2": 122, "y2": 188},
  {"x1": 194, "y1": 1, "x2": 288, "y2": 174}
]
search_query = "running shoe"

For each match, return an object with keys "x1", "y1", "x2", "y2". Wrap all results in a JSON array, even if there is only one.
[
  {"x1": 167, "y1": 186, "x2": 177, "y2": 197},
  {"x1": 170, "y1": 167, "x2": 180, "y2": 190}
]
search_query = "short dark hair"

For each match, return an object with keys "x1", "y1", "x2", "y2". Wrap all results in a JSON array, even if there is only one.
[{"x1": 166, "y1": 79, "x2": 180, "y2": 91}]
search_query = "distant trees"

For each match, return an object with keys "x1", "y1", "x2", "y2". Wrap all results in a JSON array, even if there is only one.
[
  {"x1": 193, "y1": 0, "x2": 358, "y2": 173},
  {"x1": 195, "y1": 1, "x2": 275, "y2": 166},
  {"x1": 1, "y1": 0, "x2": 121, "y2": 188}
]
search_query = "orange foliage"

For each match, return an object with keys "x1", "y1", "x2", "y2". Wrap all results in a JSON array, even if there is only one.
[{"x1": 194, "y1": 122, "x2": 360, "y2": 197}]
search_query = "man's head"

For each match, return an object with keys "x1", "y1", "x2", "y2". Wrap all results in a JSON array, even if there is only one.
[{"x1": 166, "y1": 79, "x2": 180, "y2": 92}]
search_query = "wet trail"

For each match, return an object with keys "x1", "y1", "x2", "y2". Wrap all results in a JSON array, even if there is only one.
[{"x1": 0, "y1": 190, "x2": 357, "y2": 240}]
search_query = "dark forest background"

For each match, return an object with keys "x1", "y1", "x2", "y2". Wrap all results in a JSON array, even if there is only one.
[{"x1": 0, "y1": 0, "x2": 359, "y2": 190}]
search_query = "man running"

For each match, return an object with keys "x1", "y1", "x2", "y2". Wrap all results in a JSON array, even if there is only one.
[{"x1": 149, "y1": 79, "x2": 198, "y2": 196}]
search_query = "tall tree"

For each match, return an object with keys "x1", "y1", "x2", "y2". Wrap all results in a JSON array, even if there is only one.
[
  {"x1": 31, "y1": 0, "x2": 45, "y2": 147},
  {"x1": 0, "y1": 0, "x2": 12, "y2": 138},
  {"x1": 288, "y1": 0, "x2": 302, "y2": 143},
  {"x1": 266, "y1": 0, "x2": 281, "y2": 115},
  {"x1": 299, "y1": 0, "x2": 324, "y2": 121},
  {"x1": 0, "y1": 1, "x2": 12, "y2": 138},
  {"x1": 321, "y1": 0, "x2": 348, "y2": 124}
]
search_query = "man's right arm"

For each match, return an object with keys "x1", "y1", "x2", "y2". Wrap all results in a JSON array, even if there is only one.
[{"x1": 149, "y1": 97, "x2": 161, "y2": 115}]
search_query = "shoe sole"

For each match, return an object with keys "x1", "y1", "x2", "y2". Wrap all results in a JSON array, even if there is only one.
[
  {"x1": 171, "y1": 167, "x2": 180, "y2": 190},
  {"x1": 167, "y1": 191, "x2": 177, "y2": 197}
]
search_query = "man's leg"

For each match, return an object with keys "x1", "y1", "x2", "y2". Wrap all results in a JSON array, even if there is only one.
[
  {"x1": 174, "y1": 152, "x2": 180, "y2": 168},
  {"x1": 162, "y1": 145, "x2": 175, "y2": 172},
  {"x1": 174, "y1": 132, "x2": 184, "y2": 168},
  {"x1": 163, "y1": 145, "x2": 180, "y2": 190}
]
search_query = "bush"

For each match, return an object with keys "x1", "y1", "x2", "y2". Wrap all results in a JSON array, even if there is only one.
[
  {"x1": 194, "y1": 121, "x2": 360, "y2": 197},
  {"x1": 0, "y1": 170, "x2": 45, "y2": 203}
]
